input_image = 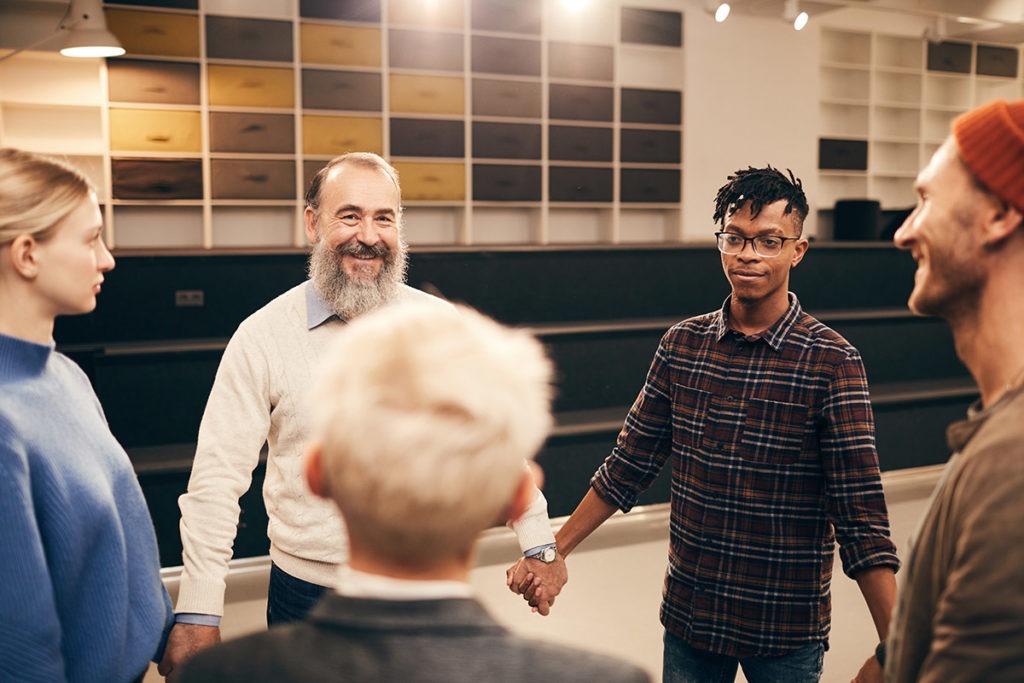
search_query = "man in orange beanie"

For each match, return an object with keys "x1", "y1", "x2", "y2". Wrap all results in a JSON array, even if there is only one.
[{"x1": 856, "y1": 99, "x2": 1024, "y2": 682}]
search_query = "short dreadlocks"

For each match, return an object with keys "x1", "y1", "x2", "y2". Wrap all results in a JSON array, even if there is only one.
[{"x1": 712, "y1": 166, "x2": 809, "y2": 235}]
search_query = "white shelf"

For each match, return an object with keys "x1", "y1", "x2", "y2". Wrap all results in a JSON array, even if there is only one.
[
  {"x1": 820, "y1": 29, "x2": 871, "y2": 66},
  {"x1": 818, "y1": 29, "x2": 1022, "y2": 215},
  {"x1": 821, "y1": 102, "x2": 869, "y2": 138}
]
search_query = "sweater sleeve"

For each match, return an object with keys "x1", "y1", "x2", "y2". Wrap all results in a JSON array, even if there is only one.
[
  {"x1": 509, "y1": 487, "x2": 556, "y2": 552},
  {"x1": 0, "y1": 436, "x2": 67, "y2": 682},
  {"x1": 176, "y1": 323, "x2": 273, "y2": 615}
]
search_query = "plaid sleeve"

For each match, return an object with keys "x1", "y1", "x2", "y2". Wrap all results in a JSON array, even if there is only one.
[
  {"x1": 592, "y1": 330, "x2": 676, "y2": 513},
  {"x1": 821, "y1": 350, "x2": 901, "y2": 577}
]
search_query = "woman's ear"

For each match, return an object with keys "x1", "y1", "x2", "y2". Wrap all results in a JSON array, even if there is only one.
[{"x1": 6, "y1": 234, "x2": 40, "y2": 279}]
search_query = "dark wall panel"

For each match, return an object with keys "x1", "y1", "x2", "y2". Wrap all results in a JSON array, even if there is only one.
[
  {"x1": 205, "y1": 16, "x2": 293, "y2": 62},
  {"x1": 390, "y1": 118, "x2": 465, "y2": 157},
  {"x1": 549, "y1": 125, "x2": 613, "y2": 162},
  {"x1": 549, "y1": 166, "x2": 614, "y2": 202}
]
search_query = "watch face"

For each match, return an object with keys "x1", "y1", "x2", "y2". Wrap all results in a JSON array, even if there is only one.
[{"x1": 540, "y1": 547, "x2": 556, "y2": 562}]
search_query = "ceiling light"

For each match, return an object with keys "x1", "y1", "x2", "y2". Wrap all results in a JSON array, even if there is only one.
[
  {"x1": 59, "y1": 0, "x2": 125, "y2": 58},
  {"x1": 703, "y1": 1, "x2": 730, "y2": 23},
  {"x1": 783, "y1": 0, "x2": 809, "y2": 31}
]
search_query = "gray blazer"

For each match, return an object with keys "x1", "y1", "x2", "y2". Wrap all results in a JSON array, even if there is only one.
[{"x1": 178, "y1": 592, "x2": 651, "y2": 682}]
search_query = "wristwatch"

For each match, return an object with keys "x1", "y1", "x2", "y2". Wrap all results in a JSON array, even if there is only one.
[{"x1": 525, "y1": 544, "x2": 558, "y2": 563}]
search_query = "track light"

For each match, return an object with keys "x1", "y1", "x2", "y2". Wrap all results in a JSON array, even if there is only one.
[
  {"x1": 783, "y1": 0, "x2": 809, "y2": 31},
  {"x1": 704, "y1": 1, "x2": 730, "y2": 23},
  {"x1": 922, "y1": 15, "x2": 948, "y2": 44}
]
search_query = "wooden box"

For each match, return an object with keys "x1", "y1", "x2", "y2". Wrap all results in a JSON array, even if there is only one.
[
  {"x1": 390, "y1": 29, "x2": 463, "y2": 72},
  {"x1": 302, "y1": 69, "x2": 382, "y2": 111},
  {"x1": 389, "y1": 0, "x2": 463, "y2": 29},
  {"x1": 107, "y1": 59, "x2": 200, "y2": 105},
  {"x1": 549, "y1": 166, "x2": 613, "y2": 202},
  {"x1": 621, "y1": 7, "x2": 682, "y2": 47},
  {"x1": 621, "y1": 88, "x2": 682, "y2": 124},
  {"x1": 620, "y1": 168, "x2": 681, "y2": 203},
  {"x1": 621, "y1": 129, "x2": 681, "y2": 164},
  {"x1": 208, "y1": 65, "x2": 294, "y2": 108},
  {"x1": 471, "y1": 35, "x2": 541, "y2": 76},
  {"x1": 926, "y1": 41, "x2": 972, "y2": 74},
  {"x1": 390, "y1": 118, "x2": 465, "y2": 158},
  {"x1": 470, "y1": 0, "x2": 541, "y2": 34},
  {"x1": 210, "y1": 159, "x2": 296, "y2": 199},
  {"x1": 819, "y1": 138, "x2": 868, "y2": 171},
  {"x1": 472, "y1": 164, "x2": 541, "y2": 201},
  {"x1": 300, "y1": 0, "x2": 380, "y2": 22},
  {"x1": 105, "y1": 8, "x2": 200, "y2": 58},
  {"x1": 109, "y1": 108, "x2": 202, "y2": 152},
  {"x1": 549, "y1": 125, "x2": 612, "y2": 162},
  {"x1": 302, "y1": 114, "x2": 382, "y2": 155},
  {"x1": 209, "y1": 112, "x2": 295, "y2": 154},
  {"x1": 390, "y1": 74, "x2": 465, "y2": 115},
  {"x1": 300, "y1": 24, "x2": 381, "y2": 67},
  {"x1": 205, "y1": 16, "x2": 293, "y2": 62},
  {"x1": 549, "y1": 42, "x2": 614, "y2": 81},
  {"x1": 472, "y1": 121, "x2": 541, "y2": 160},
  {"x1": 549, "y1": 84, "x2": 614, "y2": 121},
  {"x1": 393, "y1": 161, "x2": 465, "y2": 201},
  {"x1": 472, "y1": 78, "x2": 541, "y2": 118},
  {"x1": 111, "y1": 158, "x2": 203, "y2": 199}
]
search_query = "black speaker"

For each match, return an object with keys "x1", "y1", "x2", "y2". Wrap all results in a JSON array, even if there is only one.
[{"x1": 833, "y1": 199, "x2": 881, "y2": 241}]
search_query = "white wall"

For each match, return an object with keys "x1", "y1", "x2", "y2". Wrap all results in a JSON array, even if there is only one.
[{"x1": 682, "y1": 4, "x2": 821, "y2": 239}]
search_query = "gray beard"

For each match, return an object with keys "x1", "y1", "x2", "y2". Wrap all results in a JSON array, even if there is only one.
[{"x1": 307, "y1": 238, "x2": 409, "y2": 320}]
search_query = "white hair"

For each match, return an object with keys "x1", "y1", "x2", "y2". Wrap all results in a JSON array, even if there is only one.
[{"x1": 310, "y1": 303, "x2": 554, "y2": 567}]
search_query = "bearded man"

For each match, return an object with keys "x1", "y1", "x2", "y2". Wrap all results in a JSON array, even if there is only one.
[{"x1": 158, "y1": 154, "x2": 565, "y2": 680}]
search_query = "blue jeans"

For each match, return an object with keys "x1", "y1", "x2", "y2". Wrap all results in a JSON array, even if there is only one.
[
  {"x1": 266, "y1": 562, "x2": 328, "y2": 626},
  {"x1": 662, "y1": 631, "x2": 824, "y2": 683}
]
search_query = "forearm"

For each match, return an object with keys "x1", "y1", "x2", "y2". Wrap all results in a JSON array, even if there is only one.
[
  {"x1": 855, "y1": 565, "x2": 897, "y2": 640},
  {"x1": 555, "y1": 487, "x2": 618, "y2": 558}
]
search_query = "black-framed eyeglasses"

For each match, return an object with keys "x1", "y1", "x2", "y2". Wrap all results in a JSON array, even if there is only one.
[{"x1": 715, "y1": 231, "x2": 800, "y2": 258}]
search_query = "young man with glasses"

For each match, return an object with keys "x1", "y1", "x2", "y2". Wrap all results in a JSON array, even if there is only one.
[{"x1": 512, "y1": 166, "x2": 899, "y2": 683}]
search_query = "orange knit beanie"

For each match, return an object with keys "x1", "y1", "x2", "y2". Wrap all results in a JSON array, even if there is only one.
[{"x1": 952, "y1": 99, "x2": 1024, "y2": 213}]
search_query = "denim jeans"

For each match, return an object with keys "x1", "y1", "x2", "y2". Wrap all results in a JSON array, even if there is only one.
[
  {"x1": 266, "y1": 562, "x2": 328, "y2": 626},
  {"x1": 662, "y1": 631, "x2": 824, "y2": 683}
]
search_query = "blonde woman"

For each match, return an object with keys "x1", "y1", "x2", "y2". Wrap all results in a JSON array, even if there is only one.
[{"x1": 0, "y1": 148, "x2": 172, "y2": 683}]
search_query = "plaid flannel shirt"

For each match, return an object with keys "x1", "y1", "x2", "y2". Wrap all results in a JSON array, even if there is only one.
[{"x1": 592, "y1": 294, "x2": 899, "y2": 657}]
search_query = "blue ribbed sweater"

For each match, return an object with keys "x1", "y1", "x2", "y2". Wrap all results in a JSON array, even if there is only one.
[{"x1": 0, "y1": 332, "x2": 173, "y2": 682}]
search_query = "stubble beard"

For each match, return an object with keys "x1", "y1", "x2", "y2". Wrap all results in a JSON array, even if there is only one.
[
  {"x1": 909, "y1": 204, "x2": 985, "y2": 324},
  {"x1": 308, "y1": 237, "x2": 409, "y2": 320}
]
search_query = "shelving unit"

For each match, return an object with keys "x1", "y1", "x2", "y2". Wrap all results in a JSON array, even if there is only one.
[
  {"x1": 818, "y1": 28, "x2": 1024, "y2": 223},
  {"x1": 0, "y1": 0, "x2": 684, "y2": 250}
]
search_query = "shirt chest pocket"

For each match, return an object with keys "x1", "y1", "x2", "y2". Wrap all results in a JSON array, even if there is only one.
[
  {"x1": 670, "y1": 383, "x2": 712, "y2": 451},
  {"x1": 739, "y1": 398, "x2": 810, "y2": 465}
]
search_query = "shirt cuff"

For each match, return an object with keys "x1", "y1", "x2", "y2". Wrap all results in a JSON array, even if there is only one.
[
  {"x1": 509, "y1": 488, "x2": 556, "y2": 552},
  {"x1": 175, "y1": 612, "x2": 222, "y2": 627}
]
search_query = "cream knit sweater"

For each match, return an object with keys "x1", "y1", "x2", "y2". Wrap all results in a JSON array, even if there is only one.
[{"x1": 176, "y1": 282, "x2": 555, "y2": 615}]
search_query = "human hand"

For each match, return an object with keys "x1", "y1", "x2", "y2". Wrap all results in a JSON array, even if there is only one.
[
  {"x1": 158, "y1": 622, "x2": 221, "y2": 682},
  {"x1": 505, "y1": 554, "x2": 568, "y2": 616},
  {"x1": 850, "y1": 651, "x2": 883, "y2": 683}
]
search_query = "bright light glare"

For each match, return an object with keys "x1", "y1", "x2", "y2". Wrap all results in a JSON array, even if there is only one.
[
  {"x1": 714, "y1": 3, "x2": 730, "y2": 23},
  {"x1": 793, "y1": 11, "x2": 809, "y2": 30},
  {"x1": 60, "y1": 45, "x2": 125, "y2": 57},
  {"x1": 560, "y1": 0, "x2": 588, "y2": 11}
]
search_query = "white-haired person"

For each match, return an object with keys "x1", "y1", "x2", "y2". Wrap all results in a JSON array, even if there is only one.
[
  {"x1": 176, "y1": 303, "x2": 650, "y2": 683},
  {"x1": 0, "y1": 148, "x2": 173, "y2": 682}
]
